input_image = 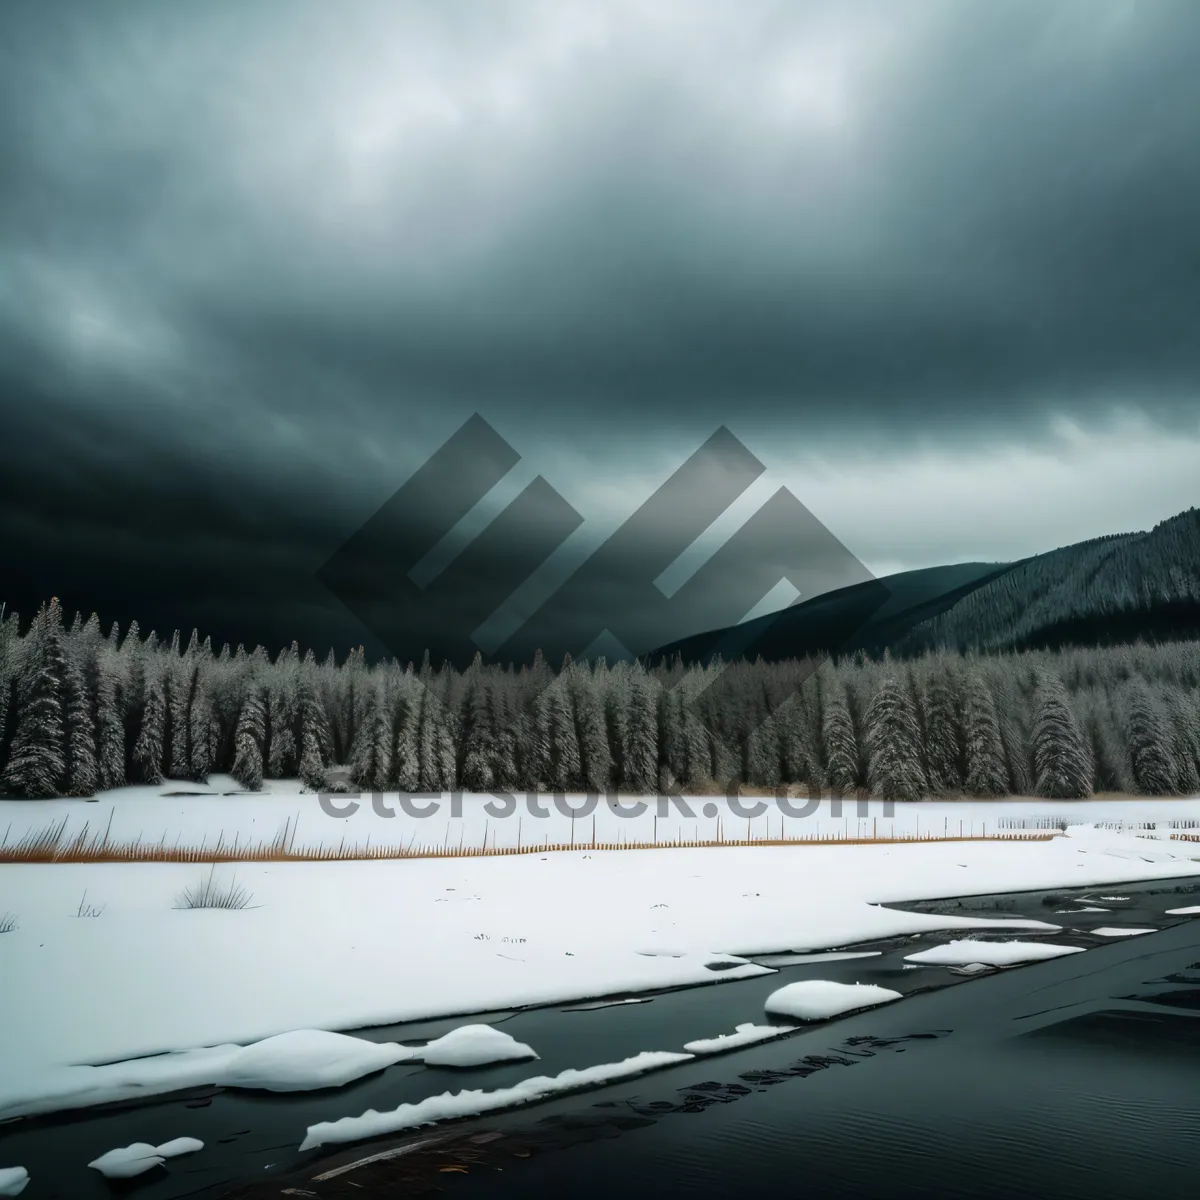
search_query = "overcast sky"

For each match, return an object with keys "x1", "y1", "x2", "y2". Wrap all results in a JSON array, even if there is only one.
[{"x1": 2, "y1": 0, "x2": 1198, "y2": 659}]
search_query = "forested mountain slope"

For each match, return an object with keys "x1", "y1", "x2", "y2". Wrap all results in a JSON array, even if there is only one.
[
  {"x1": 899, "y1": 507, "x2": 1200, "y2": 654},
  {"x1": 651, "y1": 561, "x2": 1012, "y2": 666}
]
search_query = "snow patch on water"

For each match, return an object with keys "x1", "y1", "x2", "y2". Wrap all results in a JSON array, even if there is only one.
[{"x1": 764, "y1": 980, "x2": 901, "y2": 1021}]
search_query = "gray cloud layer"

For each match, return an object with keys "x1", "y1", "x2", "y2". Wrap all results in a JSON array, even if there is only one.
[{"x1": 2, "y1": 0, "x2": 1198, "y2": 653}]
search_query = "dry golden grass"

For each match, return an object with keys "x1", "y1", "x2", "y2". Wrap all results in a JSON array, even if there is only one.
[{"x1": 0, "y1": 812, "x2": 1059, "y2": 865}]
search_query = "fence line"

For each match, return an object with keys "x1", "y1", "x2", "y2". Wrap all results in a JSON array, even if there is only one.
[{"x1": 0, "y1": 816, "x2": 1057, "y2": 865}]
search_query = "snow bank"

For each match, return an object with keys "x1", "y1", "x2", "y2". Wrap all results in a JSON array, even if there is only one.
[
  {"x1": 1054, "y1": 906, "x2": 1109, "y2": 913},
  {"x1": 0, "y1": 1030, "x2": 415, "y2": 1120},
  {"x1": 418, "y1": 1024, "x2": 536, "y2": 1067},
  {"x1": 1165, "y1": 905, "x2": 1200, "y2": 915},
  {"x1": 154, "y1": 1137, "x2": 203, "y2": 1158},
  {"x1": 217, "y1": 1029, "x2": 414, "y2": 1091},
  {"x1": 88, "y1": 1144, "x2": 164, "y2": 1179},
  {"x1": 764, "y1": 981, "x2": 901, "y2": 1021},
  {"x1": 683, "y1": 1023, "x2": 796, "y2": 1054},
  {"x1": 0, "y1": 1168, "x2": 28, "y2": 1197},
  {"x1": 904, "y1": 940, "x2": 1086, "y2": 967},
  {"x1": 1091, "y1": 927, "x2": 1156, "y2": 937},
  {"x1": 300, "y1": 1051, "x2": 694, "y2": 1150}
]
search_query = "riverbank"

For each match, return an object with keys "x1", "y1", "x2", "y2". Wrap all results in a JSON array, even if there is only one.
[{"x1": 2, "y1": 875, "x2": 1197, "y2": 1199}]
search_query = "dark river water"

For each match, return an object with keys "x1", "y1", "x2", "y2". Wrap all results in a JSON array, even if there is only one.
[{"x1": 3, "y1": 877, "x2": 1199, "y2": 1199}]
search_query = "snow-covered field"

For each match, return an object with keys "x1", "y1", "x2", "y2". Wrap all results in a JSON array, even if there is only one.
[
  {"x1": 3, "y1": 785, "x2": 1200, "y2": 1124},
  {"x1": 4, "y1": 777, "x2": 1200, "y2": 857}
]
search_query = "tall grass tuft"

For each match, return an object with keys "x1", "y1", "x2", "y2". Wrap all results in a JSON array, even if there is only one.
[
  {"x1": 0, "y1": 912, "x2": 17, "y2": 934},
  {"x1": 173, "y1": 864, "x2": 257, "y2": 911}
]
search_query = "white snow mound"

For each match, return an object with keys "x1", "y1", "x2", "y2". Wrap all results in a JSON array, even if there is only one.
[
  {"x1": 218, "y1": 1029, "x2": 414, "y2": 1091},
  {"x1": 905, "y1": 940, "x2": 1086, "y2": 967},
  {"x1": 764, "y1": 980, "x2": 901, "y2": 1021},
  {"x1": 88, "y1": 1144, "x2": 165, "y2": 1179},
  {"x1": 300, "y1": 1051, "x2": 693, "y2": 1150},
  {"x1": 1165, "y1": 905, "x2": 1200, "y2": 915},
  {"x1": 683, "y1": 1023, "x2": 796, "y2": 1054},
  {"x1": 0, "y1": 1167, "x2": 29, "y2": 1197},
  {"x1": 418, "y1": 1025, "x2": 537, "y2": 1068},
  {"x1": 1091, "y1": 927, "x2": 1155, "y2": 938},
  {"x1": 155, "y1": 1137, "x2": 203, "y2": 1158}
]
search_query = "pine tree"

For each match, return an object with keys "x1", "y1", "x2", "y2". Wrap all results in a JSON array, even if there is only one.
[
  {"x1": 133, "y1": 661, "x2": 167, "y2": 785},
  {"x1": 1123, "y1": 681, "x2": 1179, "y2": 795},
  {"x1": 2, "y1": 600, "x2": 67, "y2": 797},
  {"x1": 393, "y1": 682, "x2": 421, "y2": 792},
  {"x1": 820, "y1": 670, "x2": 859, "y2": 797},
  {"x1": 777, "y1": 690, "x2": 820, "y2": 793},
  {"x1": 543, "y1": 677, "x2": 581, "y2": 791},
  {"x1": 166, "y1": 631, "x2": 197, "y2": 779},
  {"x1": 231, "y1": 685, "x2": 266, "y2": 791},
  {"x1": 266, "y1": 643, "x2": 301, "y2": 778},
  {"x1": 863, "y1": 674, "x2": 928, "y2": 802},
  {"x1": 297, "y1": 655, "x2": 332, "y2": 791},
  {"x1": 459, "y1": 658, "x2": 496, "y2": 791},
  {"x1": 1164, "y1": 688, "x2": 1200, "y2": 795},
  {"x1": 1031, "y1": 671, "x2": 1093, "y2": 799},
  {"x1": 188, "y1": 662, "x2": 216, "y2": 782},
  {"x1": 1077, "y1": 686, "x2": 1134, "y2": 793},
  {"x1": 572, "y1": 665, "x2": 612, "y2": 793},
  {"x1": 95, "y1": 648, "x2": 127, "y2": 789},
  {"x1": 0, "y1": 607, "x2": 19, "y2": 769},
  {"x1": 919, "y1": 665, "x2": 963, "y2": 795},
  {"x1": 489, "y1": 670, "x2": 520, "y2": 791},
  {"x1": 623, "y1": 667, "x2": 659, "y2": 792},
  {"x1": 62, "y1": 636, "x2": 99, "y2": 797},
  {"x1": 959, "y1": 670, "x2": 1007, "y2": 796},
  {"x1": 352, "y1": 679, "x2": 392, "y2": 791},
  {"x1": 416, "y1": 684, "x2": 455, "y2": 791},
  {"x1": 746, "y1": 708, "x2": 781, "y2": 788}
]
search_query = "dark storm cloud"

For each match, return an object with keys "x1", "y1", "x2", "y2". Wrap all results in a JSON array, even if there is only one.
[{"x1": 1, "y1": 0, "x2": 1198, "y2": 655}]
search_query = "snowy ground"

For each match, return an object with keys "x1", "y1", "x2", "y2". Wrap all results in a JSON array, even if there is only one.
[
  {"x1": 2, "y1": 793, "x2": 1199, "y2": 1123},
  {"x1": 4, "y1": 777, "x2": 1200, "y2": 855}
]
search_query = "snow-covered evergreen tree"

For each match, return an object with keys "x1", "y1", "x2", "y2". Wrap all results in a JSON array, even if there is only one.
[
  {"x1": 230, "y1": 683, "x2": 266, "y2": 791},
  {"x1": 416, "y1": 682, "x2": 456, "y2": 791},
  {"x1": 297, "y1": 652, "x2": 333, "y2": 791},
  {"x1": 458, "y1": 656, "x2": 496, "y2": 791},
  {"x1": 351, "y1": 679, "x2": 392, "y2": 791},
  {"x1": 819, "y1": 668, "x2": 859, "y2": 797},
  {"x1": 392, "y1": 678, "x2": 421, "y2": 792},
  {"x1": 863, "y1": 673, "x2": 928, "y2": 802},
  {"x1": 622, "y1": 665, "x2": 659, "y2": 792},
  {"x1": 1031, "y1": 671, "x2": 1093, "y2": 799},
  {"x1": 133, "y1": 658, "x2": 167, "y2": 785},
  {"x1": 62, "y1": 629, "x2": 98, "y2": 797},
  {"x1": 0, "y1": 607, "x2": 19, "y2": 769},
  {"x1": 2, "y1": 600, "x2": 66, "y2": 797},
  {"x1": 1123, "y1": 681, "x2": 1179, "y2": 795},
  {"x1": 266, "y1": 642, "x2": 301, "y2": 778},
  {"x1": 572, "y1": 663, "x2": 612, "y2": 793},
  {"x1": 94, "y1": 647, "x2": 127, "y2": 790},
  {"x1": 541, "y1": 672, "x2": 581, "y2": 791},
  {"x1": 919, "y1": 663, "x2": 963, "y2": 795},
  {"x1": 961, "y1": 670, "x2": 1008, "y2": 796},
  {"x1": 1164, "y1": 688, "x2": 1200, "y2": 795}
]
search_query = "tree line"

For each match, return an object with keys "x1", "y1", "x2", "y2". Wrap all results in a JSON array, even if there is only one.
[{"x1": 1, "y1": 597, "x2": 1199, "y2": 802}]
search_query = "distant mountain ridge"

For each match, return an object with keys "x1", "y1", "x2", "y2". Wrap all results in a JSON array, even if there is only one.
[
  {"x1": 899, "y1": 506, "x2": 1200, "y2": 655},
  {"x1": 651, "y1": 505, "x2": 1200, "y2": 665}
]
